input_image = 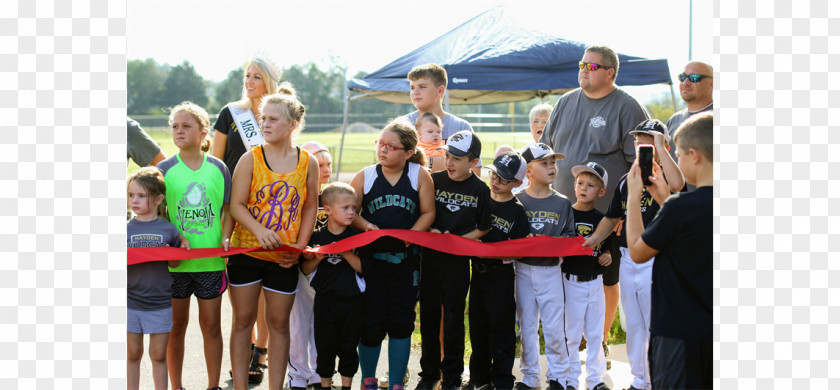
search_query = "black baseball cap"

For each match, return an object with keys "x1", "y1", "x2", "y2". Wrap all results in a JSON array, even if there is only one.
[
  {"x1": 486, "y1": 151, "x2": 527, "y2": 181},
  {"x1": 571, "y1": 161, "x2": 609, "y2": 188},
  {"x1": 437, "y1": 130, "x2": 482, "y2": 158},
  {"x1": 629, "y1": 118, "x2": 671, "y2": 142},
  {"x1": 520, "y1": 142, "x2": 565, "y2": 163}
]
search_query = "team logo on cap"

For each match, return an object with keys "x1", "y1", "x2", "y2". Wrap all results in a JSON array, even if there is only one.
[
  {"x1": 450, "y1": 133, "x2": 465, "y2": 142},
  {"x1": 642, "y1": 120, "x2": 658, "y2": 130},
  {"x1": 499, "y1": 154, "x2": 513, "y2": 166},
  {"x1": 446, "y1": 204, "x2": 461, "y2": 212}
]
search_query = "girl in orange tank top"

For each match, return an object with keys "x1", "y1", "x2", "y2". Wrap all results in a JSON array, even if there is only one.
[{"x1": 227, "y1": 86, "x2": 319, "y2": 390}]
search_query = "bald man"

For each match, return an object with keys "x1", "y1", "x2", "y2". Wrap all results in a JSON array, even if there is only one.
[{"x1": 666, "y1": 61, "x2": 713, "y2": 159}]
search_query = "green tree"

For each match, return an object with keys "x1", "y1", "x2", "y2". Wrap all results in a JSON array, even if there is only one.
[
  {"x1": 127, "y1": 58, "x2": 166, "y2": 115},
  {"x1": 160, "y1": 60, "x2": 208, "y2": 108},
  {"x1": 645, "y1": 92, "x2": 685, "y2": 123},
  {"x1": 212, "y1": 67, "x2": 245, "y2": 113}
]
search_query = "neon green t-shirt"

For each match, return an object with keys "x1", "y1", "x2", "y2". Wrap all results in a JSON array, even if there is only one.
[{"x1": 157, "y1": 153, "x2": 231, "y2": 272}]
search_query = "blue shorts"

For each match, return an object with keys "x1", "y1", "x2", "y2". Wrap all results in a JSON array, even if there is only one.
[{"x1": 127, "y1": 307, "x2": 172, "y2": 334}]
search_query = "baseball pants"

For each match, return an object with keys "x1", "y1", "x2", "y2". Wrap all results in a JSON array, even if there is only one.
[
  {"x1": 418, "y1": 250, "x2": 471, "y2": 384},
  {"x1": 562, "y1": 273, "x2": 607, "y2": 390},
  {"x1": 515, "y1": 262, "x2": 570, "y2": 388},
  {"x1": 287, "y1": 270, "x2": 319, "y2": 388},
  {"x1": 619, "y1": 247, "x2": 653, "y2": 390}
]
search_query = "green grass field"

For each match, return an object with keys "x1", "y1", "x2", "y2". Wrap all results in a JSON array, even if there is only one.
[{"x1": 127, "y1": 128, "x2": 539, "y2": 178}]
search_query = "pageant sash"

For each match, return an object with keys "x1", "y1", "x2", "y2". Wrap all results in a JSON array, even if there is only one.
[
  {"x1": 229, "y1": 105, "x2": 264, "y2": 148},
  {"x1": 127, "y1": 229, "x2": 592, "y2": 265}
]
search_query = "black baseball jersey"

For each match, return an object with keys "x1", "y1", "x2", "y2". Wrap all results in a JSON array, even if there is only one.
[
  {"x1": 360, "y1": 163, "x2": 422, "y2": 253},
  {"x1": 307, "y1": 226, "x2": 370, "y2": 296},
  {"x1": 561, "y1": 207, "x2": 612, "y2": 276},
  {"x1": 605, "y1": 173, "x2": 660, "y2": 248},
  {"x1": 643, "y1": 186, "x2": 713, "y2": 341},
  {"x1": 430, "y1": 171, "x2": 491, "y2": 236},
  {"x1": 477, "y1": 197, "x2": 530, "y2": 264}
]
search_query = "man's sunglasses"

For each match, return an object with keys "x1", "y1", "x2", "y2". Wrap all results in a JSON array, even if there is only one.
[
  {"x1": 579, "y1": 61, "x2": 611, "y2": 71},
  {"x1": 678, "y1": 73, "x2": 712, "y2": 83}
]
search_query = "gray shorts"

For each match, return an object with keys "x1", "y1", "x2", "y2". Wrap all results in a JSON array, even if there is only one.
[{"x1": 127, "y1": 307, "x2": 172, "y2": 334}]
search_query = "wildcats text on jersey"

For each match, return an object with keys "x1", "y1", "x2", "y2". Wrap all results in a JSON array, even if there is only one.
[
  {"x1": 490, "y1": 214, "x2": 513, "y2": 234},
  {"x1": 435, "y1": 190, "x2": 479, "y2": 209},
  {"x1": 366, "y1": 194, "x2": 417, "y2": 215}
]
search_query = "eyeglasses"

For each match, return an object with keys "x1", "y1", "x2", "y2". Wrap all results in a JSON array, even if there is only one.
[
  {"x1": 678, "y1": 73, "x2": 712, "y2": 83},
  {"x1": 579, "y1": 61, "x2": 611, "y2": 71},
  {"x1": 489, "y1": 172, "x2": 514, "y2": 185},
  {"x1": 374, "y1": 140, "x2": 404, "y2": 152}
]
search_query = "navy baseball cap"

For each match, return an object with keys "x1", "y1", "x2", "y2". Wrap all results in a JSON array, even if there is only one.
[
  {"x1": 520, "y1": 143, "x2": 565, "y2": 163},
  {"x1": 437, "y1": 130, "x2": 482, "y2": 158},
  {"x1": 571, "y1": 161, "x2": 609, "y2": 188},
  {"x1": 486, "y1": 151, "x2": 527, "y2": 181},
  {"x1": 629, "y1": 119, "x2": 671, "y2": 142}
]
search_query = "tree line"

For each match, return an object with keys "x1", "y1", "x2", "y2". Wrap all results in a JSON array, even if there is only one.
[{"x1": 127, "y1": 58, "x2": 681, "y2": 124}]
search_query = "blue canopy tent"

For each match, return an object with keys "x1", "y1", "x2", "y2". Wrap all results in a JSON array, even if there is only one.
[{"x1": 335, "y1": 6, "x2": 675, "y2": 174}]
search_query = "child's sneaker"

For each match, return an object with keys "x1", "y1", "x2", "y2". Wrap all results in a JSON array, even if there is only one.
[{"x1": 363, "y1": 377, "x2": 379, "y2": 390}]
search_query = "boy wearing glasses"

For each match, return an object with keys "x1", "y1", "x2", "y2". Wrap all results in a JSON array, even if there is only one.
[
  {"x1": 561, "y1": 162, "x2": 612, "y2": 390},
  {"x1": 415, "y1": 130, "x2": 491, "y2": 390},
  {"x1": 513, "y1": 143, "x2": 575, "y2": 390},
  {"x1": 464, "y1": 151, "x2": 530, "y2": 390}
]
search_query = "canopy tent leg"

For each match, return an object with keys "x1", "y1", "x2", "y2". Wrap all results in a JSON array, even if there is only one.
[
  {"x1": 669, "y1": 83, "x2": 677, "y2": 112},
  {"x1": 336, "y1": 85, "x2": 351, "y2": 182}
]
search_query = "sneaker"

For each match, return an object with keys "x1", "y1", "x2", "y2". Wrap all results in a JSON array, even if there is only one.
[
  {"x1": 382, "y1": 370, "x2": 412, "y2": 388},
  {"x1": 590, "y1": 383, "x2": 610, "y2": 390},
  {"x1": 566, "y1": 386, "x2": 577, "y2": 390},
  {"x1": 514, "y1": 382, "x2": 536, "y2": 390},
  {"x1": 463, "y1": 383, "x2": 494, "y2": 390},
  {"x1": 622, "y1": 386, "x2": 642, "y2": 390},
  {"x1": 602, "y1": 342, "x2": 611, "y2": 370},
  {"x1": 547, "y1": 380, "x2": 565, "y2": 390},
  {"x1": 414, "y1": 378, "x2": 440, "y2": 390},
  {"x1": 363, "y1": 378, "x2": 379, "y2": 390}
]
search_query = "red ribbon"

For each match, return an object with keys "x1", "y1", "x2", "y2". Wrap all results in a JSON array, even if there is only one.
[{"x1": 127, "y1": 229, "x2": 592, "y2": 266}]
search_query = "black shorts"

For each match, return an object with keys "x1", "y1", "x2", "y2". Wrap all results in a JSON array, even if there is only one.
[
  {"x1": 171, "y1": 271, "x2": 227, "y2": 299},
  {"x1": 603, "y1": 235, "x2": 621, "y2": 286},
  {"x1": 226, "y1": 253, "x2": 299, "y2": 294}
]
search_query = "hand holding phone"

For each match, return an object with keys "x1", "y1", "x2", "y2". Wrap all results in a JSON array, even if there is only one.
[{"x1": 637, "y1": 144, "x2": 654, "y2": 186}]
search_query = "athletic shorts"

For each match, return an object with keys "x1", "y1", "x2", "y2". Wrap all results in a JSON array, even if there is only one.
[
  {"x1": 171, "y1": 270, "x2": 228, "y2": 299},
  {"x1": 603, "y1": 238, "x2": 621, "y2": 286},
  {"x1": 127, "y1": 307, "x2": 172, "y2": 334},
  {"x1": 226, "y1": 253, "x2": 299, "y2": 294}
]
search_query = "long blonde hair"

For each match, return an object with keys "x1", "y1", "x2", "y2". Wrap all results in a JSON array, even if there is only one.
[{"x1": 234, "y1": 56, "x2": 282, "y2": 110}]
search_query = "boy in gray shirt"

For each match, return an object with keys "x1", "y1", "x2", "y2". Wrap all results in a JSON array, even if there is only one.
[{"x1": 513, "y1": 143, "x2": 575, "y2": 390}]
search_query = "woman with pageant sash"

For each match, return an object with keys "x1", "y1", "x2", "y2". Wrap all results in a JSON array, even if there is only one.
[{"x1": 211, "y1": 55, "x2": 280, "y2": 385}]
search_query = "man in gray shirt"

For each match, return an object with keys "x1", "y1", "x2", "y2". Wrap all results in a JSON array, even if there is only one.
[
  {"x1": 666, "y1": 61, "x2": 713, "y2": 160},
  {"x1": 539, "y1": 45, "x2": 649, "y2": 212}
]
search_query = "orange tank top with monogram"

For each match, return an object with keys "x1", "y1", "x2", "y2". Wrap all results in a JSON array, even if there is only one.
[{"x1": 231, "y1": 145, "x2": 310, "y2": 262}]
